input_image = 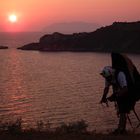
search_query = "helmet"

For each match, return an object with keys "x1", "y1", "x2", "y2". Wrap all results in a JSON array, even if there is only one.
[{"x1": 100, "y1": 66, "x2": 115, "y2": 78}]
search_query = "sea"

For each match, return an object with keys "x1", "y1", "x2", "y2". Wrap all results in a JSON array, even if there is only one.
[{"x1": 0, "y1": 32, "x2": 140, "y2": 132}]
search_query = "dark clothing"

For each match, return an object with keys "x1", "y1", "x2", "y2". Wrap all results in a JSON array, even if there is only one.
[
  {"x1": 113, "y1": 70, "x2": 136, "y2": 114},
  {"x1": 117, "y1": 96, "x2": 136, "y2": 113}
]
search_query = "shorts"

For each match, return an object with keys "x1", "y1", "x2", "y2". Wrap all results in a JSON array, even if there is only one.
[{"x1": 117, "y1": 97, "x2": 136, "y2": 113}]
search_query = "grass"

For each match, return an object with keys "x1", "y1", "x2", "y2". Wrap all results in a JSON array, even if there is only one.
[{"x1": 0, "y1": 118, "x2": 140, "y2": 140}]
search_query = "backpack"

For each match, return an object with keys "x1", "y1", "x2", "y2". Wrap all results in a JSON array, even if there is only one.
[{"x1": 111, "y1": 52, "x2": 140, "y2": 102}]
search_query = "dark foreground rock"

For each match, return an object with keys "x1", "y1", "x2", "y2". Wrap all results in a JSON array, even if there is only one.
[
  {"x1": 17, "y1": 21, "x2": 140, "y2": 53},
  {"x1": 0, "y1": 46, "x2": 8, "y2": 49}
]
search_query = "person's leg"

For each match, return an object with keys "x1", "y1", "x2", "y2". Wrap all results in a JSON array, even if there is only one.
[
  {"x1": 118, "y1": 113, "x2": 127, "y2": 133},
  {"x1": 112, "y1": 113, "x2": 127, "y2": 134}
]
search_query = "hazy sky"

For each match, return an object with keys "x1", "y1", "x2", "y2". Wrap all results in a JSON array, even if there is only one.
[{"x1": 0, "y1": 0, "x2": 140, "y2": 32}]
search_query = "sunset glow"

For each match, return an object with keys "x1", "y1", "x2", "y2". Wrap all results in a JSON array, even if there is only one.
[
  {"x1": 8, "y1": 14, "x2": 17, "y2": 23},
  {"x1": 0, "y1": 0, "x2": 140, "y2": 32}
]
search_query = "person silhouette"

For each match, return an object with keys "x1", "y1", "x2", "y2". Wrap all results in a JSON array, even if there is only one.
[{"x1": 100, "y1": 66, "x2": 129, "y2": 134}]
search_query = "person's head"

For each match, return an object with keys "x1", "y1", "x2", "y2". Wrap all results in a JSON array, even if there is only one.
[{"x1": 100, "y1": 66, "x2": 115, "y2": 81}]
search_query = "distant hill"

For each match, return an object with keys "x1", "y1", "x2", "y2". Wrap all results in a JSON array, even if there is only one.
[
  {"x1": 43, "y1": 22, "x2": 101, "y2": 34},
  {"x1": 18, "y1": 21, "x2": 140, "y2": 53}
]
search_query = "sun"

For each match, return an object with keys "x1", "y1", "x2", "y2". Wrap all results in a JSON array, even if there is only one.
[{"x1": 8, "y1": 14, "x2": 17, "y2": 23}]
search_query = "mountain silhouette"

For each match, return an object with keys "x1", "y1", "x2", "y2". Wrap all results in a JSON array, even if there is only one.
[
  {"x1": 18, "y1": 21, "x2": 140, "y2": 53},
  {"x1": 43, "y1": 22, "x2": 101, "y2": 34}
]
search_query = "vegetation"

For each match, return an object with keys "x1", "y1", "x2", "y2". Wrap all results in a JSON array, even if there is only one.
[
  {"x1": 0, "y1": 118, "x2": 140, "y2": 140},
  {"x1": 0, "y1": 118, "x2": 88, "y2": 133}
]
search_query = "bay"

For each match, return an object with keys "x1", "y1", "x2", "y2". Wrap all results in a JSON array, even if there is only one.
[
  {"x1": 0, "y1": 32, "x2": 140, "y2": 132},
  {"x1": 0, "y1": 49, "x2": 140, "y2": 132}
]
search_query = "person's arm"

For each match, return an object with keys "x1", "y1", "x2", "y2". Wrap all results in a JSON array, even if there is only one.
[{"x1": 100, "y1": 86, "x2": 109, "y2": 103}]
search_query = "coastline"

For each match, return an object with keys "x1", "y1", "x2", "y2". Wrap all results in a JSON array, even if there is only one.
[
  {"x1": 0, "y1": 119, "x2": 140, "y2": 140},
  {"x1": 17, "y1": 21, "x2": 140, "y2": 54}
]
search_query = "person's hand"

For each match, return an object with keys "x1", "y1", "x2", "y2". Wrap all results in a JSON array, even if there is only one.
[
  {"x1": 107, "y1": 93, "x2": 117, "y2": 102},
  {"x1": 100, "y1": 97, "x2": 107, "y2": 104}
]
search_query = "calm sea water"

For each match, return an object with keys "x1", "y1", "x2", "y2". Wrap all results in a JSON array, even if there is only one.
[
  {"x1": 0, "y1": 32, "x2": 44, "y2": 48},
  {"x1": 0, "y1": 33, "x2": 140, "y2": 132}
]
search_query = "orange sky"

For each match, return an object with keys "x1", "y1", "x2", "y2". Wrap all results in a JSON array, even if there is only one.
[{"x1": 0, "y1": 0, "x2": 140, "y2": 32}]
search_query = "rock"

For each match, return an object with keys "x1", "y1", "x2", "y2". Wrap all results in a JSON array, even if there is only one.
[
  {"x1": 17, "y1": 43, "x2": 41, "y2": 50},
  {"x1": 0, "y1": 46, "x2": 8, "y2": 49}
]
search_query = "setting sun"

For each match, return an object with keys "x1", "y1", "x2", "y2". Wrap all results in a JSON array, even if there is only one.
[{"x1": 8, "y1": 14, "x2": 17, "y2": 23}]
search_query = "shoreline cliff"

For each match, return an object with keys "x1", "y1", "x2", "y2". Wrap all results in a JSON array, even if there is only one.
[{"x1": 17, "y1": 21, "x2": 140, "y2": 54}]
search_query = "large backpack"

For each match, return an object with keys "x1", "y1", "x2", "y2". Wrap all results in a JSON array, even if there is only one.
[{"x1": 111, "y1": 52, "x2": 140, "y2": 102}]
